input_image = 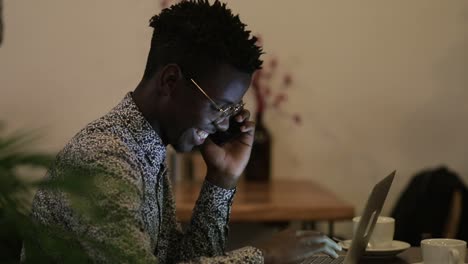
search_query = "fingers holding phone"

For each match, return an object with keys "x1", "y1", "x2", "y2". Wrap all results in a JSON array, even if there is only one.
[
  {"x1": 235, "y1": 109, "x2": 256, "y2": 144},
  {"x1": 200, "y1": 108, "x2": 256, "y2": 189}
]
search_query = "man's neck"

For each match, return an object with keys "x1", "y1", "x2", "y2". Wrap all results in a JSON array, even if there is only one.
[{"x1": 131, "y1": 81, "x2": 168, "y2": 145}]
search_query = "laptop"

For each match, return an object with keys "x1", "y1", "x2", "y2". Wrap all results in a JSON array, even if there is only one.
[{"x1": 301, "y1": 171, "x2": 396, "y2": 264}]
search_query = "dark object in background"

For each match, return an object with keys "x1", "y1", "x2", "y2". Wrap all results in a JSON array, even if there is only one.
[
  {"x1": 245, "y1": 113, "x2": 271, "y2": 181},
  {"x1": 391, "y1": 166, "x2": 468, "y2": 246}
]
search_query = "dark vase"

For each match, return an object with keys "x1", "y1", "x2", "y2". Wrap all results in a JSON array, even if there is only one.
[{"x1": 245, "y1": 113, "x2": 271, "y2": 181}]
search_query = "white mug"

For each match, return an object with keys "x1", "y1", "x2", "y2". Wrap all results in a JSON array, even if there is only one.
[
  {"x1": 353, "y1": 216, "x2": 395, "y2": 249},
  {"x1": 421, "y1": 239, "x2": 466, "y2": 264}
]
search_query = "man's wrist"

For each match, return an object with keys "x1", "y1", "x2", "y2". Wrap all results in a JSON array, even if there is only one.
[{"x1": 205, "y1": 170, "x2": 238, "y2": 189}]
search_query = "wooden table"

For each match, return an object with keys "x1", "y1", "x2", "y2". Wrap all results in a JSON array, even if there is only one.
[{"x1": 174, "y1": 179, "x2": 354, "y2": 234}]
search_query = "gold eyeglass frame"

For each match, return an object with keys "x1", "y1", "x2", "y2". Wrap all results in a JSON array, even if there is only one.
[{"x1": 189, "y1": 78, "x2": 245, "y2": 120}]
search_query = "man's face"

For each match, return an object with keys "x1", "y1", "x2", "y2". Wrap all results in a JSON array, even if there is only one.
[{"x1": 166, "y1": 64, "x2": 251, "y2": 152}]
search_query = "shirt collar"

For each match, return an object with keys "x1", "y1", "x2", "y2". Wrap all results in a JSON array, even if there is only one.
[{"x1": 113, "y1": 92, "x2": 166, "y2": 165}]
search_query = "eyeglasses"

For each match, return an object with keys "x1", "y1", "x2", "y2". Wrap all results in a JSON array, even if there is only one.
[{"x1": 190, "y1": 78, "x2": 245, "y2": 121}]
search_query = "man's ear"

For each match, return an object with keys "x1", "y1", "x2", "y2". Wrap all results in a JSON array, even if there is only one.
[{"x1": 158, "y1": 64, "x2": 182, "y2": 96}]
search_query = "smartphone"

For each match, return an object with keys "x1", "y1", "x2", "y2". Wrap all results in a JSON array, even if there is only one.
[{"x1": 209, "y1": 117, "x2": 244, "y2": 146}]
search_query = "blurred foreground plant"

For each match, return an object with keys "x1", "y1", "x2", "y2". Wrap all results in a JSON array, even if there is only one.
[
  {"x1": 0, "y1": 122, "x2": 53, "y2": 263},
  {"x1": 0, "y1": 123, "x2": 141, "y2": 263}
]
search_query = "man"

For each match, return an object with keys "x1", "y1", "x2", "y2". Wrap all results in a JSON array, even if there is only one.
[{"x1": 24, "y1": 1, "x2": 341, "y2": 263}]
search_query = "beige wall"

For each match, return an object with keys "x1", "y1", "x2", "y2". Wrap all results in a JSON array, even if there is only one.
[{"x1": 2, "y1": 0, "x2": 468, "y2": 234}]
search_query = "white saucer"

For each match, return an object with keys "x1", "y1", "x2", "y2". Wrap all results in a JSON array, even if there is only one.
[
  {"x1": 339, "y1": 240, "x2": 411, "y2": 257},
  {"x1": 412, "y1": 263, "x2": 468, "y2": 264}
]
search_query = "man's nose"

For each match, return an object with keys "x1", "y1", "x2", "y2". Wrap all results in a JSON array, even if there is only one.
[{"x1": 215, "y1": 116, "x2": 230, "y2": 132}]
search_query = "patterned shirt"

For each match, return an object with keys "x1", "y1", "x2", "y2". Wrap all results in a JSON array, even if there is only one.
[{"x1": 25, "y1": 93, "x2": 263, "y2": 263}]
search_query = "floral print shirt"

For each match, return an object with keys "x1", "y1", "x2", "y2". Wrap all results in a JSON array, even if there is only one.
[{"x1": 25, "y1": 93, "x2": 263, "y2": 263}]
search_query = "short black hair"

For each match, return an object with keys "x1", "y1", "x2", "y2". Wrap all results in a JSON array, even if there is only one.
[{"x1": 143, "y1": 0, "x2": 263, "y2": 80}]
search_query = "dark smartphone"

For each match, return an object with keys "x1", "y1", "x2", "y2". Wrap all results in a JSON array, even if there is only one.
[{"x1": 210, "y1": 117, "x2": 244, "y2": 146}]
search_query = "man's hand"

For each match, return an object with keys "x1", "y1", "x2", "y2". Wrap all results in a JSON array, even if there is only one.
[
  {"x1": 253, "y1": 229, "x2": 342, "y2": 264},
  {"x1": 200, "y1": 109, "x2": 255, "y2": 189}
]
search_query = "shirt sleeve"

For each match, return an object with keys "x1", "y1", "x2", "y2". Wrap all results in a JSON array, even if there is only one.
[
  {"x1": 156, "y1": 177, "x2": 264, "y2": 264},
  {"x1": 180, "y1": 246, "x2": 264, "y2": 264}
]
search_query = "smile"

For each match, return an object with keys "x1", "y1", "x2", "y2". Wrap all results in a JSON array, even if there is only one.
[{"x1": 194, "y1": 128, "x2": 209, "y2": 142}]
